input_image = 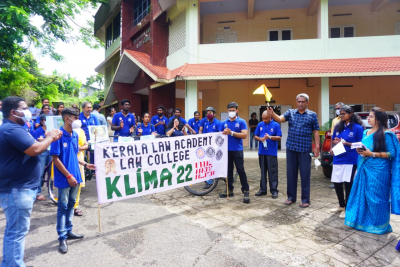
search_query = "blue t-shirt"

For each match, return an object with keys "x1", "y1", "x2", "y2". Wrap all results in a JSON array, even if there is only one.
[
  {"x1": 22, "y1": 120, "x2": 35, "y2": 136},
  {"x1": 168, "y1": 128, "x2": 184, "y2": 137},
  {"x1": 79, "y1": 112, "x2": 100, "y2": 141},
  {"x1": 33, "y1": 126, "x2": 46, "y2": 141},
  {"x1": 150, "y1": 115, "x2": 168, "y2": 135},
  {"x1": 0, "y1": 119, "x2": 41, "y2": 193},
  {"x1": 187, "y1": 118, "x2": 201, "y2": 134},
  {"x1": 222, "y1": 117, "x2": 248, "y2": 151},
  {"x1": 112, "y1": 112, "x2": 136, "y2": 141},
  {"x1": 169, "y1": 117, "x2": 187, "y2": 125},
  {"x1": 203, "y1": 118, "x2": 222, "y2": 133},
  {"x1": 136, "y1": 123, "x2": 155, "y2": 136},
  {"x1": 50, "y1": 127, "x2": 82, "y2": 188},
  {"x1": 254, "y1": 120, "x2": 282, "y2": 156},
  {"x1": 199, "y1": 117, "x2": 208, "y2": 128},
  {"x1": 332, "y1": 123, "x2": 364, "y2": 165}
]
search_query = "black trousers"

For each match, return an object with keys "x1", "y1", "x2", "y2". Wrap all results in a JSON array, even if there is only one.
[
  {"x1": 258, "y1": 155, "x2": 279, "y2": 194},
  {"x1": 228, "y1": 151, "x2": 249, "y2": 192},
  {"x1": 286, "y1": 149, "x2": 311, "y2": 203},
  {"x1": 334, "y1": 164, "x2": 357, "y2": 208}
]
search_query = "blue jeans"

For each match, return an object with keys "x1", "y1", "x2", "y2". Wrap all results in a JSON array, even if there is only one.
[
  {"x1": 0, "y1": 188, "x2": 37, "y2": 267},
  {"x1": 38, "y1": 150, "x2": 51, "y2": 195},
  {"x1": 250, "y1": 132, "x2": 258, "y2": 149},
  {"x1": 57, "y1": 186, "x2": 79, "y2": 240}
]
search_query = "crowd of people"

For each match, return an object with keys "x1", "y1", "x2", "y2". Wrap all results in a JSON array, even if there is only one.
[{"x1": 1, "y1": 93, "x2": 400, "y2": 266}]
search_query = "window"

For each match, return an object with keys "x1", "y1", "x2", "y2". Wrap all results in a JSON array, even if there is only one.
[
  {"x1": 330, "y1": 25, "x2": 356, "y2": 38},
  {"x1": 112, "y1": 12, "x2": 121, "y2": 42},
  {"x1": 133, "y1": 0, "x2": 151, "y2": 27},
  {"x1": 106, "y1": 23, "x2": 112, "y2": 49},
  {"x1": 268, "y1": 29, "x2": 292, "y2": 41},
  {"x1": 106, "y1": 12, "x2": 121, "y2": 49}
]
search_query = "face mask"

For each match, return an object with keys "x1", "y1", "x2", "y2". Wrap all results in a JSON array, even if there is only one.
[
  {"x1": 207, "y1": 114, "x2": 214, "y2": 120},
  {"x1": 336, "y1": 109, "x2": 340, "y2": 116},
  {"x1": 71, "y1": 119, "x2": 82, "y2": 129},
  {"x1": 13, "y1": 109, "x2": 32, "y2": 123},
  {"x1": 228, "y1": 111, "x2": 236, "y2": 118}
]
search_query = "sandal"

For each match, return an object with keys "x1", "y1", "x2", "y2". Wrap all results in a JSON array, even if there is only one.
[
  {"x1": 299, "y1": 203, "x2": 310, "y2": 208},
  {"x1": 74, "y1": 209, "x2": 83, "y2": 216},
  {"x1": 285, "y1": 199, "x2": 296, "y2": 205}
]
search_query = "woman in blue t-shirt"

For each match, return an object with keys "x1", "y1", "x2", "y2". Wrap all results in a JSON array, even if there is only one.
[
  {"x1": 136, "y1": 113, "x2": 157, "y2": 137},
  {"x1": 330, "y1": 105, "x2": 364, "y2": 219},
  {"x1": 166, "y1": 118, "x2": 187, "y2": 137}
]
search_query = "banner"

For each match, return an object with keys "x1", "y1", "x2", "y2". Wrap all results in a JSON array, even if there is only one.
[{"x1": 95, "y1": 133, "x2": 228, "y2": 204}]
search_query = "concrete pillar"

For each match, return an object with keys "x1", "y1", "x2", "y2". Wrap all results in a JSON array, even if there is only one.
[
  {"x1": 320, "y1": 77, "x2": 330, "y2": 129},
  {"x1": 186, "y1": 0, "x2": 199, "y2": 63},
  {"x1": 185, "y1": 80, "x2": 198, "y2": 120},
  {"x1": 317, "y1": 0, "x2": 329, "y2": 58}
]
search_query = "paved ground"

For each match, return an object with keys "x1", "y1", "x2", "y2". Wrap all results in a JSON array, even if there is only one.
[{"x1": 1, "y1": 158, "x2": 400, "y2": 266}]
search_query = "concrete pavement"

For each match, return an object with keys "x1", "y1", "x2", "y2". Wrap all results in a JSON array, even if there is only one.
[{"x1": 1, "y1": 159, "x2": 400, "y2": 266}]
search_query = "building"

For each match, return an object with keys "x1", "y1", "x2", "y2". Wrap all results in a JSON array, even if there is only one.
[
  {"x1": 94, "y1": 0, "x2": 400, "y2": 148},
  {"x1": 79, "y1": 85, "x2": 103, "y2": 98}
]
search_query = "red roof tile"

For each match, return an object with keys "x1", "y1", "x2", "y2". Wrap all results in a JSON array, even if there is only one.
[{"x1": 124, "y1": 50, "x2": 400, "y2": 81}]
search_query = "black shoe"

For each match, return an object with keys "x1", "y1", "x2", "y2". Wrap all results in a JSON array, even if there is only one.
[
  {"x1": 67, "y1": 232, "x2": 84, "y2": 240},
  {"x1": 243, "y1": 190, "x2": 250, "y2": 203},
  {"x1": 59, "y1": 240, "x2": 68, "y2": 254},
  {"x1": 219, "y1": 189, "x2": 234, "y2": 198},
  {"x1": 203, "y1": 183, "x2": 212, "y2": 189},
  {"x1": 272, "y1": 193, "x2": 278, "y2": 199},
  {"x1": 255, "y1": 190, "x2": 267, "y2": 196}
]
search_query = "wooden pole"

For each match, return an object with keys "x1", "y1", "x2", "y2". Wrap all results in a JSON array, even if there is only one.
[
  {"x1": 226, "y1": 176, "x2": 229, "y2": 200},
  {"x1": 98, "y1": 204, "x2": 101, "y2": 233}
]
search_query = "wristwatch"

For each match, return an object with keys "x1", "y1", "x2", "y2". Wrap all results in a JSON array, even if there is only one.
[
  {"x1": 231, "y1": 132, "x2": 234, "y2": 136},
  {"x1": 84, "y1": 163, "x2": 87, "y2": 168},
  {"x1": 373, "y1": 153, "x2": 376, "y2": 158}
]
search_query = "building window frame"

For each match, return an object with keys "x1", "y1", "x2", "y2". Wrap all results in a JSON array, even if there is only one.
[
  {"x1": 106, "y1": 12, "x2": 121, "y2": 49},
  {"x1": 267, "y1": 28, "x2": 293, "y2": 41},
  {"x1": 329, "y1": 25, "x2": 356, "y2": 38},
  {"x1": 133, "y1": 0, "x2": 151, "y2": 27}
]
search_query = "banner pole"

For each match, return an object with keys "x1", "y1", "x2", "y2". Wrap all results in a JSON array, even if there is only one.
[
  {"x1": 98, "y1": 204, "x2": 101, "y2": 233},
  {"x1": 226, "y1": 176, "x2": 229, "y2": 200}
]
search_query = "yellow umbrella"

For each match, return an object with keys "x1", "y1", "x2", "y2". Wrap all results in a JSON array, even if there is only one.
[{"x1": 253, "y1": 84, "x2": 273, "y2": 102}]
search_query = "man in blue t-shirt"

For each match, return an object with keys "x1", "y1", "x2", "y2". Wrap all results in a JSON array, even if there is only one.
[
  {"x1": 187, "y1": 111, "x2": 201, "y2": 134},
  {"x1": 0, "y1": 96, "x2": 62, "y2": 266},
  {"x1": 111, "y1": 99, "x2": 136, "y2": 142},
  {"x1": 220, "y1": 102, "x2": 250, "y2": 203},
  {"x1": 50, "y1": 108, "x2": 96, "y2": 253},
  {"x1": 254, "y1": 111, "x2": 282, "y2": 198},
  {"x1": 200, "y1": 107, "x2": 223, "y2": 189},
  {"x1": 168, "y1": 108, "x2": 195, "y2": 134},
  {"x1": 150, "y1": 106, "x2": 168, "y2": 135},
  {"x1": 79, "y1": 101, "x2": 99, "y2": 169}
]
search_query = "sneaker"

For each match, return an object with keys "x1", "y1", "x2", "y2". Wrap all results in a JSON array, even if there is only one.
[
  {"x1": 339, "y1": 211, "x2": 346, "y2": 219},
  {"x1": 243, "y1": 190, "x2": 250, "y2": 203},
  {"x1": 219, "y1": 189, "x2": 234, "y2": 198},
  {"x1": 330, "y1": 206, "x2": 345, "y2": 213}
]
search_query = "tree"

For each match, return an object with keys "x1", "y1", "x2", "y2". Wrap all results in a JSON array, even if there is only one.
[
  {"x1": 0, "y1": 0, "x2": 105, "y2": 68},
  {"x1": 86, "y1": 73, "x2": 104, "y2": 90}
]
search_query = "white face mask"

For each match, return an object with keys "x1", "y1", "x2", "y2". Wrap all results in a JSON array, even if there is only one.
[
  {"x1": 336, "y1": 109, "x2": 340, "y2": 116},
  {"x1": 228, "y1": 111, "x2": 237, "y2": 118},
  {"x1": 71, "y1": 119, "x2": 82, "y2": 129},
  {"x1": 13, "y1": 109, "x2": 32, "y2": 123}
]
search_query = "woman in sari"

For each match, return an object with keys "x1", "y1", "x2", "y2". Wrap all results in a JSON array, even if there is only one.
[{"x1": 345, "y1": 107, "x2": 400, "y2": 234}]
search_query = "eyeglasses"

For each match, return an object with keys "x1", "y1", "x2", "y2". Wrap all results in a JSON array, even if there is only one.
[
  {"x1": 339, "y1": 113, "x2": 349, "y2": 116},
  {"x1": 335, "y1": 108, "x2": 341, "y2": 110}
]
